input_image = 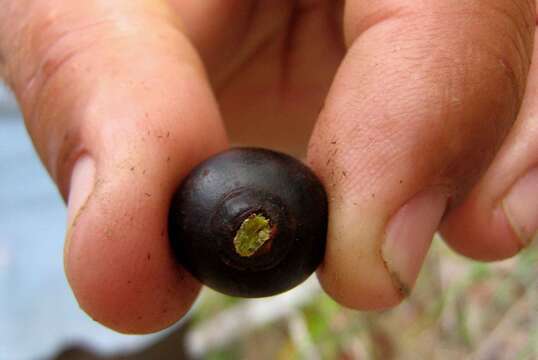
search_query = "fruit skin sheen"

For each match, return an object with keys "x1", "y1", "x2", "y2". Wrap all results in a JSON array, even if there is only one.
[{"x1": 168, "y1": 147, "x2": 328, "y2": 298}]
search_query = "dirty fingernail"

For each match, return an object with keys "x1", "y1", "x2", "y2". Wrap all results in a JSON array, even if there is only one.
[
  {"x1": 502, "y1": 167, "x2": 538, "y2": 246},
  {"x1": 382, "y1": 188, "x2": 447, "y2": 295}
]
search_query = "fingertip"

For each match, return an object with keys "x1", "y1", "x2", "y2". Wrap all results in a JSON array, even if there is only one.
[
  {"x1": 440, "y1": 166, "x2": 538, "y2": 262},
  {"x1": 440, "y1": 198, "x2": 523, "y2": 262},
  {"x1": 314, "y1": 199, "x2": 405, "y2": 311},
  {"x1": 317, "y1": 258, "x2": 404, "y2": 311},
  {"x1": 316, "y1": 187, "x2": 447, "y2": 312},
  {"x1": 64, "y1": 170, "x2": 202, "y2": 334},
  {"x1": 62, "y1": 111, "x2": 225, "y2": 333}
]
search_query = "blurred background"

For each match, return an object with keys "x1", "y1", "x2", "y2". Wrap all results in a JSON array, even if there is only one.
[{"x1": 1, "y1": 82, "x2": 537, "y2": 360}]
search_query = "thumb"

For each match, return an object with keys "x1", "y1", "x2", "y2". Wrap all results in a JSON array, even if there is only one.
[{"x1": 1, "y1": 0, "x2": 227, "y2": 333}]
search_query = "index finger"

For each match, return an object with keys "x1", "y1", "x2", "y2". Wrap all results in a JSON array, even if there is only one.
[{"x1": 309, "y1": 0, "x2": 534, "y2": 309}]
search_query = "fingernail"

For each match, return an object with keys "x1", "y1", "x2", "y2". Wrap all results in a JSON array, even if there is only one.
[
  {"x1": 502, "y1": 167, "x2": 538, "y2": 246},
  {"x1": 67, "y1": 155, "x2": 96, "y2": 228},
  {"x1": 382, "y1": 189, "x2": 447, "y2": 295}
]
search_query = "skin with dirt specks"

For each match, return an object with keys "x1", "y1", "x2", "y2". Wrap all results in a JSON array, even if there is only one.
[{"x1": 168, "y1": 148, "x2": 328, "y2": 297}]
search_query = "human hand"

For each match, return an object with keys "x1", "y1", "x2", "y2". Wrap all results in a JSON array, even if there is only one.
[{"x1": 0, "y1": 0, "x2": 536, "y2": 334}]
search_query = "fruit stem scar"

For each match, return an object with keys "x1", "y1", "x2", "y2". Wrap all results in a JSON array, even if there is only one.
[{"x1": 234, "y1": 213, "x2": 272, "y2": 257}]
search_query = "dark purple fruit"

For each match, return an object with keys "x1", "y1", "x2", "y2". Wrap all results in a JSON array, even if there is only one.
[{"x1": 168, "y1": 148, "x2": 328, "y2": 297}]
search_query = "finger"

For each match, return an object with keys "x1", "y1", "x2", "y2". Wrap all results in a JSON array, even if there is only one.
[
  {"x1": 1, "y1": 0, "x2": 227, "y2": 333},
  {"x1": 441, "y1": 14, "x2": 538, "y2": 260},
  {"x1": 307, "y1": 0, "x2": 534, "y2": 309}
]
